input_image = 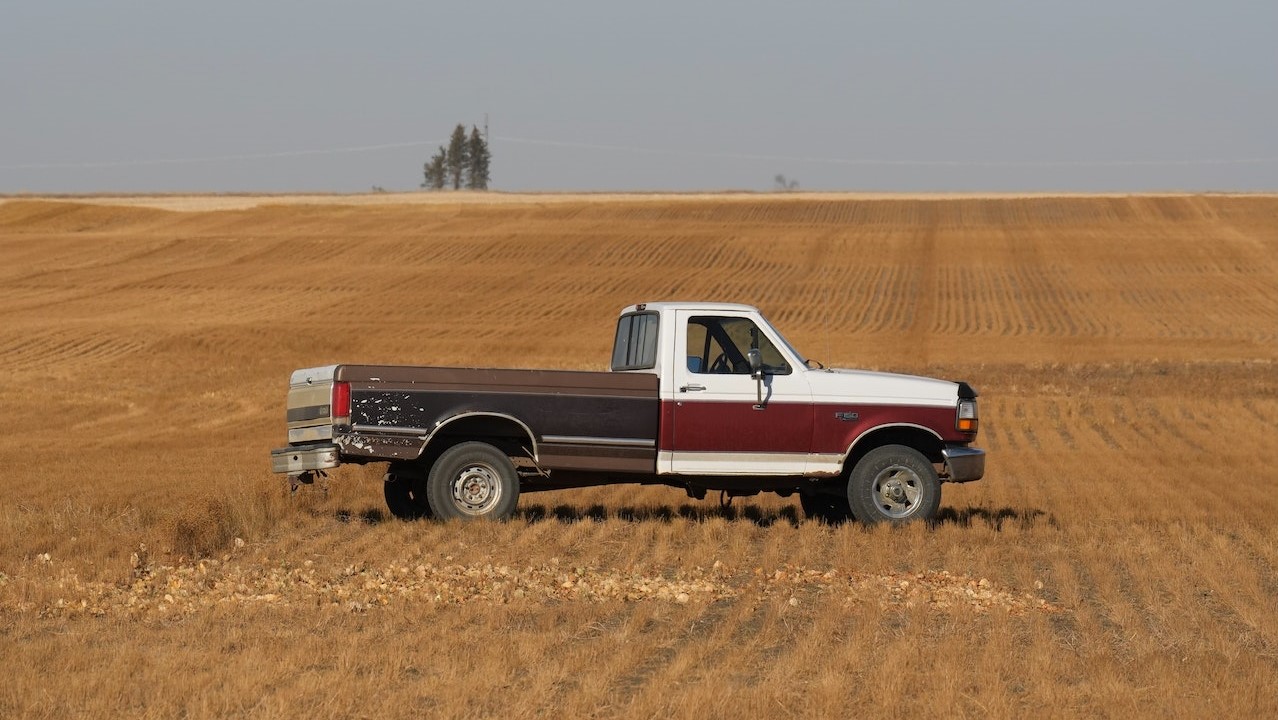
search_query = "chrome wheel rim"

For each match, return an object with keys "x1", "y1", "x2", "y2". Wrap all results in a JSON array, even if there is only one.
[
  {"x1": 872, "y1": 464, "x2": 923, "y2": 518},
  {"x1": 451, "y1": 463, "x2": 502, "y2": 516}
]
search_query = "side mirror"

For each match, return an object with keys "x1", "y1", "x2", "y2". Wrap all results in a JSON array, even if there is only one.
[
  {"x1": 747, "y1": 349, "x2": 766, "y2": 409},
  {"x1": 747, "y1": 348, "x2": 763, "y2": 379}
]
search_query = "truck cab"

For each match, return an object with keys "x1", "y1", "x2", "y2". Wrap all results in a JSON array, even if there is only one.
[{"x1": 615, "y1": 302, "x2": 981, "y2": 480}]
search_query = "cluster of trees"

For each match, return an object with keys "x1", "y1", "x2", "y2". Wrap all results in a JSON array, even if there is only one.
[{"x1": 423, "y1": 124, "x2": 491, "y2": 190}]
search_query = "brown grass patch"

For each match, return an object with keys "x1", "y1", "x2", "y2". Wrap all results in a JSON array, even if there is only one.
[{"x1": 1, "y1": 193, "x2": 1276, "y2": 718}]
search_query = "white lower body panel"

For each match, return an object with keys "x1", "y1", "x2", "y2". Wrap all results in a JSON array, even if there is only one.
[{"x1": 659, "y1": 450, "x2": 843, "y2": 477}]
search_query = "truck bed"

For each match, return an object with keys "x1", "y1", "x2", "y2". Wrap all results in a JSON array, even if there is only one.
[{"x1": 336, "y1": 365, "x2": 661, "y2": 473}]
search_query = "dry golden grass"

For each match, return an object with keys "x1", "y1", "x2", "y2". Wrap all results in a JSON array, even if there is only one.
[{"x1": 1, "y1": 193, "x2": 1276, "y2": 718}]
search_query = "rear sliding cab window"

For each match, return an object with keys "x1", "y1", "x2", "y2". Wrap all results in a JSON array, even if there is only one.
[{"x1": 612, "y1": 312, "x2": 659, "y2": 370}]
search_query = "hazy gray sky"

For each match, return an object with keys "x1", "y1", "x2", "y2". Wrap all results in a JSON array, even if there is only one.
[{"x1": 2, "y1": 1, "x2": 1275, "y2": 193}]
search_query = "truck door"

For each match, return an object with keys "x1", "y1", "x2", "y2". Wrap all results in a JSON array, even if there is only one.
[{"x1": 668, "y1": 310, "x2": 814, "y2": 475}]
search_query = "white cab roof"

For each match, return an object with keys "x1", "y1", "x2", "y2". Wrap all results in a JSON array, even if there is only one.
[{"x1": 619, "y1": 301, "x2": 760, "y2": 315}]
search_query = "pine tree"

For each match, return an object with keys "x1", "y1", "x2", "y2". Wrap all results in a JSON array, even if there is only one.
[
  {"x1": 466, "y1": 125, "x2": 491, "y2": 190},
  {"x1": 446, "y1": 124, "x2": 469, "y2": 190},
  {"x1": 422, "y1": 147, "x2": 447, "y2": 190},
  {"x1": 422, "y1": 122, "x2": 493, "y2": 191}
]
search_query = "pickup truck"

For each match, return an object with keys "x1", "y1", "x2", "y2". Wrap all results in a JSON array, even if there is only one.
[{"x1": 270, "y1": 302, "x2": 984, "y2": 524}]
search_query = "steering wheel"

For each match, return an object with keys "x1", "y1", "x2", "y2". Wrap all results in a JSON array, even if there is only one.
[{"x1": 709, "y1": 352, "x2": 732, "y2": 374}]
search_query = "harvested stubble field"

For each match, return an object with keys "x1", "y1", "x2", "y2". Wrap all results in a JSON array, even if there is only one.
[{"x1": 1, "y1": 192, "x2": 1276, "y2": 718}]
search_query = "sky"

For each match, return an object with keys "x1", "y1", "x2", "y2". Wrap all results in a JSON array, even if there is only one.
[{"x1": 2, "y1": 0, "x2": 1275, "y2": 193}]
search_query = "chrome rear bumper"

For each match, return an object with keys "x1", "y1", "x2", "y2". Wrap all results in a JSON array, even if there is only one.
[
  {"x1": 941, "y1": 446, "x2": 985, "y2": 483},
  {"x1": 271, "y1": 443, "x2": 340, "y2": 474}
]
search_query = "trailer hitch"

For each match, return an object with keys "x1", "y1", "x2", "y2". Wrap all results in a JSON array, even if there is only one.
[{"x1": 289, "y1": 469, "x2": 328, "y2": 494}]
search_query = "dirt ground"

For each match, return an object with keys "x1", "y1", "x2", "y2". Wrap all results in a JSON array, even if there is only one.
[{"x1": 1, "y1": 193, "x2": 1275, "y2": 718}]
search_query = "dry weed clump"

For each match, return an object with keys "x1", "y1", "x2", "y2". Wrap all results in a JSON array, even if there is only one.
[{"x1": 163, "y1": 485, "x2": 293, "y2": 558}]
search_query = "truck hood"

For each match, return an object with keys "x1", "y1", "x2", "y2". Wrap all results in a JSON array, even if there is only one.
[{"x1": 805, "y1": 367, "x2": 959, "y2": 406}]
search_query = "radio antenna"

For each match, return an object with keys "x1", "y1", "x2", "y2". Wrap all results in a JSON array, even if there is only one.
[{"x1": 823, "y1": 238, "x2": 832, "y2": 367}]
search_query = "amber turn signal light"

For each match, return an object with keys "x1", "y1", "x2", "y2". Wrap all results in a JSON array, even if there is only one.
[{"x1": 956, "y1": 399, "x2": 978, "y2": 434}]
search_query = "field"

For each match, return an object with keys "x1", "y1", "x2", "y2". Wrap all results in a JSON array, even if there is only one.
[{"x1": 1, "y1": 192, "x2": 1276, "y2": 718}]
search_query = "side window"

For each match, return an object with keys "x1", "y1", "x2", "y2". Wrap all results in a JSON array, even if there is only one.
[
  {"x1": 612, "y1": 312, "x2": 659, "y2": 370},
  {"x1": 686, "y1": 320, "x2": 728, "y2": 374},
  {"x1": 687, "y1": 316, "x2": 791, "y2": 375}
]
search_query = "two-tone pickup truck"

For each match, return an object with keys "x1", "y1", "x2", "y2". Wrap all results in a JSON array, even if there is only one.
[{"x1": 270, "y1": 302, "x2": 984, "y2": 524}]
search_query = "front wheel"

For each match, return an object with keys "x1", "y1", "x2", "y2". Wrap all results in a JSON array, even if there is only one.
[
  {"x1": 425, "y1": 442, "x2": 520, "y2": 521},
  {"x1": 847, "y1": 445, "x2": 941, "y2": 524}
]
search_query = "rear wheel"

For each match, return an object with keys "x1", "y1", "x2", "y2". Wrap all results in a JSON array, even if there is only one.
[
  {"x1": 847, "y1": 445, "x2": 941, "y2": 524},
  {"x1": 383, "y1": 461, "x2": 431, "y2": 520},
  {"x1": 425, "y1": 442, "x2": 520, "y2": 521}
]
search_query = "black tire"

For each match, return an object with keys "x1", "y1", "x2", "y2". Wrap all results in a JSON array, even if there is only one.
[
  {"x1": 847, "y1": 445, "x2": 941, "y2": 524},
  {"x1": 383, "y1": 461, "x2": 431, "y2": 520},
  {"x1": 800, "y1": 490, "x2": 855, "y2": 524},
  {"x1": 425, "y1": 442, "x2": 520, "y2": 521}
]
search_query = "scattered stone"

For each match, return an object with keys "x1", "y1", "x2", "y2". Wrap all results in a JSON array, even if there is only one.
[{"x1": 0, "y1": 553, "x2": 1059, "y2": 619}]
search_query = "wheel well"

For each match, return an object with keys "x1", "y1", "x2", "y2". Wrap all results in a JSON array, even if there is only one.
[
  {"x1": 420, "y1": 414, "x2": 535, "y2": 464},
  {"x1": 843, "y1": 426, "x2": 944, "y2": 475}
]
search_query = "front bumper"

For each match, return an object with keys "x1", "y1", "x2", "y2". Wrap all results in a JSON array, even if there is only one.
[
  {"x1": 271, "y1": 443, "x2": 341, "y2": 475},
  {"x1": 941, "y1": 445, "x2": 985, "y2": 483}
]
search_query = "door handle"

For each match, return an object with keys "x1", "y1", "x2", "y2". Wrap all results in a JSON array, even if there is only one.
[{"x1": 680, "y1": 383, "x2": 706, "y2": 392}]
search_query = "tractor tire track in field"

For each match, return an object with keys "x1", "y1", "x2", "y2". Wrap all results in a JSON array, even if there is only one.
[
  {"x1": 1012, "y1": 402, "x2": 1040, "y2": 450},
  {"x1": 1108, "y1": 400, "x2": 1157, "y2": 448},
  {"x1": 1077, "y1": 400, "x2": 1121, "y2": 451},
  {"x1": 1043, "y1": 401, "x2": 1079, "y2": 451},
  {"x1": 1140, "y1": 402, "x2": 1208, "y2": 454},
  {"x1": 1155, "y1": 524, "x2": 1278, "y2": 671},
  {"x1": 0, "y1": 327, "x2": 151, "y2": 373},
  {"x1": 1240, "y1": 399, "x2": 1277, "y2": 425},
  {"x1": 607, "y1": 596, "x2": 739, "y2": 710}
]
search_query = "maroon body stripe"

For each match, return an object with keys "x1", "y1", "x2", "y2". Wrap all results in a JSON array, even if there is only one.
[
  {"x1": 669, "y1": 400, "x2": 814, "y2": 453},
  {"x1": 812, "y1": 403, "x2": 966, "y2": 452},
  {"x1": 661, "y1": 400, "x2": 963, "y2": 454},
  {"x1": 660, "y1": 400, "x2": 677, "y2": 450}
]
